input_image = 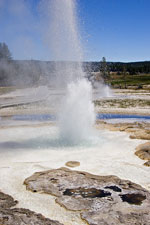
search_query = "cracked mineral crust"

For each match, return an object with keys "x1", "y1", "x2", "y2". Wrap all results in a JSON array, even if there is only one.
[{"x1": 24, "y1": 167, "x2": 150, "y2": 225}]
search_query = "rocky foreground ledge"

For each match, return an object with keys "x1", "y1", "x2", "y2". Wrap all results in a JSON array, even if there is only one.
[
  {"x1": 0, "y1": 191, "x2": 63, "y2": 225},
  {"x1": 96, "y1": 121, "x2": 150, "y2": 140},
  {"x1": 24, "y1": 167, "x2": 150, "y2": 225}
]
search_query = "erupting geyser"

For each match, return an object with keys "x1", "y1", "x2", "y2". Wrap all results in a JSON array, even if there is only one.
[
  {"x1": 59, "y1": 79, "x2": 95, "y2": 144},
  {"x1": 47, "y1": 0, "x2": 96, "y2": 144}
]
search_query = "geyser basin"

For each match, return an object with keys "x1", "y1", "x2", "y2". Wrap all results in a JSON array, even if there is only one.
[
  {"x1": 0, "y1": 123, "x2": 149, "y2": 184},
  {"x1": 0, "y1": 122, "x2": 149, "y2": 224}
]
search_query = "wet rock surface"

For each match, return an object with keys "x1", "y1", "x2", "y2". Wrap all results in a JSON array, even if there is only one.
[
  {"x1": 65, "y1": 161, "x2": 80, "y2": 168},
  {"x1": 130, "y1": 131, "x2": 150, "y2": 140},
  {"x1": 135, "y1": 149, "x2": 150, "y2": 160},
  {"x1": 135, "y1": 142, "x2": 150, "y2": 160},
  {"x1": 96, "y1": 121, "x2": 150, "y2": 140},
  {"x1": 0, "y1": 190, "x2": 63, "y2": 225},
  {"x1": 144, "y1": 160, "x2": 150, "y2": 167},
  {"x1": 0, "y1": 191, "x2": 18, "y2": 209},
  {"x1": 119, "y1": 193, "x2": 146, "y2": 205},
  {"x1": 135, "y1": 142, "x2": 150, "y2": 166},
  {"x1": 24, "y1": 167, "x2": 150, "y2": 225}
]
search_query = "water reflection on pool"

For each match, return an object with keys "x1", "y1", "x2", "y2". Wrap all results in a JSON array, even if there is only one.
[
  {"x1": 0, "y1": 113, "x2": 150, "y2": 124},
  {"x1": 97, "y1": 113, "x2": 150, "y2": 122}
]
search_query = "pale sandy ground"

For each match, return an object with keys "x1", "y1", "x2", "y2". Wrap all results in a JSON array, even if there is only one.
[
  {"x1": 96, "y1": 107, "x2": 150, "y2": 116},
  {"x1": 0, "y1": 123, "x2": 149, "y2": 225},
  {"x1": 0, "y1": 87, "x2": 150, "y2": 224},
  {"x1": 0, "y1": 87, "x2": 150, "y2": 116},
  {"x1": 95, "y1": 88, "x2": 150, "y2": 115}
]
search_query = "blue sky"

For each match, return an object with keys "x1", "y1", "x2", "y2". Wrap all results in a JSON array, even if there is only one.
[{"x1": 0, "y1": 0, "x2": 150, "y2": 62}]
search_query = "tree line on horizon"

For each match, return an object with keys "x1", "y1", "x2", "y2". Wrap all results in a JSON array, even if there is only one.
[
  {"x1": 0, "y1": 42, "x2": 150, "y2": 86},
  {"x1": 84, "y1": 59, "x2": 150, "y2": 75}
]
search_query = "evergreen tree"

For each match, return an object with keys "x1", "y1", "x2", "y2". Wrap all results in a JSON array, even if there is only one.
[
  {"x1": 100, "y1": 57, "x2": 109, "y2": 80},
  {"x1": 0, "y1": 43, "x2": 12, "y2": 61}
]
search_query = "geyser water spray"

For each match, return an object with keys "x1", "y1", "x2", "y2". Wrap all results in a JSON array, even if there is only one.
[
  {"x1": 59, "y1": 79, "x2": 95, "y2": 144},
  {"x1": 47, "y1": 0, "x2": 96, "y2": 144}
]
